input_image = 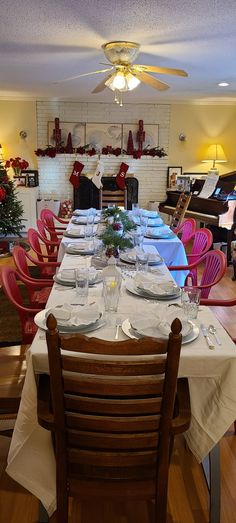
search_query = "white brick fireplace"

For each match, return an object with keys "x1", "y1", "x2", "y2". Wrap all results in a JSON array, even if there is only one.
[{"x1": 36, "y1": 101, "x2": 170, "y2": 208}]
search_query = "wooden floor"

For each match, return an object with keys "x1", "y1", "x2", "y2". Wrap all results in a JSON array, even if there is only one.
[{"x1": 0, "y1": 256, "x2": 236, "y2": 522}]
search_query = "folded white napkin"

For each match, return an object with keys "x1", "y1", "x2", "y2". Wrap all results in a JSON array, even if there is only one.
[
  {"x1": 67, "y1": 242, "x2": 93, "y2": 252},
  {"x1": 59, "y1": 269, "x2": 75, "y2": 282},
  {"x1": 141, "y1": 209, "x2": 159, "y2": 218},
  {"x1": 71, "y1": 216, "x2": 99, "y2": 224},
  {"x1": 134, "y1": 273, "x2": 179, "y2": 296},
  {"x1": 48, "y1": 303, "x2": 101, "y2": 327},
  {"x1": 147, "y1": 225, "x2": 171, "y2": 236},
  {"x1": 130, "y1": 305, "x2": 190, "y2": 337},
  {"x1": 66, "y1": 228, "x2": 83, "y2": 236},
  {"x1": 147, "y1": 218, "x2": 163, "y2": 226},
  {"x1": 125, "y1": 249, "x2": 161, "y2": 263}
]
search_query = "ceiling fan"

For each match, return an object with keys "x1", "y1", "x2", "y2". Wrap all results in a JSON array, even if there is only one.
[{"x1": 62, "y1": 41, "x2": 188, "y2": 105}]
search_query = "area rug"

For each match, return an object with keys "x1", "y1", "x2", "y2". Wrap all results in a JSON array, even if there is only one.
[{"x1": 0, "y1": 286, "x2": 28, "y2": 347}]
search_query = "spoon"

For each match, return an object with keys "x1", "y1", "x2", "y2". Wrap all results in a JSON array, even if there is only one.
[{"x1": 208, "y1": 324, "x2": 222, "y2": 345}]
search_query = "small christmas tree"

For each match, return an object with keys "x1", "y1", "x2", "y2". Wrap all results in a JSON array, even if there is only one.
[{"x1": 0, "y1": 159, "x2": 24, "y2": 236}]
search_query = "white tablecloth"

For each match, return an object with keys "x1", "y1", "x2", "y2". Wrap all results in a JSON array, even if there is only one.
[
  {"x1": 6, "y1": 219, "x2": 236, "y2": 517},
  {"x1": 58, "y1": 220, "x2": 188, "y2": 286}
]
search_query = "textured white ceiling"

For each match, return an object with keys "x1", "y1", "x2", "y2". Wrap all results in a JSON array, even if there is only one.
[{"x1": 1, "y1": 0, "x2": 236, "y2": 102}]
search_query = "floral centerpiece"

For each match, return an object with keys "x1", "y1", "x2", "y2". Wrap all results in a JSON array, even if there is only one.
[
  {"x1": 5, "y1": 157, "x2": 29, "y2": 176},
  {"x1": 99, "y1": 206, "x2": 136, "y2": 258}
]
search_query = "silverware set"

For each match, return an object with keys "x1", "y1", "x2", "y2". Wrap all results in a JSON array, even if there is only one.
[{"x1": 200, "y1": 323, "x2": 222, "y2": 350}]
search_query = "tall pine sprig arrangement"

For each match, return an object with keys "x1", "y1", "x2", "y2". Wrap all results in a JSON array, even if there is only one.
[{"x1": 0, "y1": 160, "x2": 24, "y2": 236}]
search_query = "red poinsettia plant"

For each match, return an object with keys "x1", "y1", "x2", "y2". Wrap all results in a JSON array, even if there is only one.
[{"x1": 5, "y1": 157, "x2": 29, "y2": 171}]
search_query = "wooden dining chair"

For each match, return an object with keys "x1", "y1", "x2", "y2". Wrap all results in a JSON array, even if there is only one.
[
  {"x1": 99, "y1": 187, "x2": 127, "y2": 209},
  {"x1": 170, "y1": 192, "x2": 192, "y2": 230},
  {"x1": 38, "y1": 315, "x2": 191, "y2": 523}
]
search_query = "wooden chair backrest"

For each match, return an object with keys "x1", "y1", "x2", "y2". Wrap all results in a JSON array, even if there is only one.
[
  {"x1": 171, "y1": 192, "x2": 192, "y2": 230},
  {"x1": 99, "y1": 187, "x2": 127, "y2": 209},
  {"x1": 45, "y1": 315, "x2": 182, "y2": 523}
]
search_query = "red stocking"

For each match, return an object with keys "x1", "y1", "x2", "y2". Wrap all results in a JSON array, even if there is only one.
[
  {"x1": 69, "y1": 161, "x2": 84, "y2": 188},
  {"x1": 116, "y1": 162, "x2": 129, "y2": 190}
]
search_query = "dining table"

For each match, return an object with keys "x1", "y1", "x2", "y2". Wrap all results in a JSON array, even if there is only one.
[{"x1": 5, "y1": 210, "x2": 236, "y2": 521}]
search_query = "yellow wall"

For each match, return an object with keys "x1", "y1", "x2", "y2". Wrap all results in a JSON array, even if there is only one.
[
  {"x1": 0, "y1": 101, "x2": 37, "y2": 172},
  {"x1": 169, "y1": 104, "x2": 236, "y2": 175},
  {"x1": 1, "y1": 100, "x2": 236, "y2": 178}
]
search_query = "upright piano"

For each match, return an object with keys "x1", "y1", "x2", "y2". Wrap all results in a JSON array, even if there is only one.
[{"x1": 159, "y1": 171, "x2": 236, "y2": 263}]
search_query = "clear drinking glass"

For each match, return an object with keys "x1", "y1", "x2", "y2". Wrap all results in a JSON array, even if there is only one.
[
  {"x1": 181, "y1": 286, "x2": 201, "y2": 320},
  {"x1": 103, "y1": 276, "x2": 121, "y2": 312},
  {"x1": 135, "y1": 251, "x2": 149, "y2": 273},
  {"x1": 75, "y1": 269, "x2": 89, "y2": 305}
]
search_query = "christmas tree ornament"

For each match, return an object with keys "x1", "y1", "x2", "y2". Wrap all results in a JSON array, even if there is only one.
[
  {"x1": 115, "y1": 162, "x2": 129, "y2": 190},
  {"x1": 69, "y1": 161, "x2": 84, "y2": 188},
  {"x1": 91, "y1": 158, "x2": 104, "y2": 189}
]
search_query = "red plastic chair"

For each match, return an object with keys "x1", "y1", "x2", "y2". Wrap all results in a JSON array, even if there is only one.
[
  {"x1": 18, "y1": 237, "x2": 60, "y2": 279},
  {"x1": 12, "y1": 244, "x2": 59, "y2": 279},
  {"x1": 0, "y1": 267, "x2": 41, "y2": 344},
  {"x1": 28, "y1": 228, "x2": 59, "y2": 264},
  {"x1": 12, "y1": 246, "x2": 53, "y2": 307},
  {"x1": 168, "y1": 249, "x2": 227, "y2": 298},
  {"x1": 174, "y1": 218, "x2": 196, "y2": 246},
  {"x1": 40, "y1": 209, "x2": 69, "y2": 243},
  {"x1": 36, "y1": 219, "x2": 60, "y2": 256},
  {"x1": 40, "y1": 208, "x2": 69, "y2": 227}
]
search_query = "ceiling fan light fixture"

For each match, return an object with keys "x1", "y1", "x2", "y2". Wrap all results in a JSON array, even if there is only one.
[
  {"x1": 112, "y1": 71, "x2": 126, "y2": 90},
  {"x1": 125, "y1": 72, "x2": 141, "y2": 90}
]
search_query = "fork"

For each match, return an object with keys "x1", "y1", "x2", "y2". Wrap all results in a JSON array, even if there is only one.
[{"x1": 115, "y1": 317, "x2": 122, "y2": 340}]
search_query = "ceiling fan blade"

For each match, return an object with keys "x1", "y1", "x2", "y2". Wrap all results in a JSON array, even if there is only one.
[
  {"x1": 133, "y1": 64, "x2": 188, "y2": 77},
  {"x1": 56, "y1": 67, "x2": 114, "y2": 83},
  {"x1": 134, "y1": 71, "x2": 169, "y2": 91},
  {"x1": 92, "y1": 74, "x2": 113, "y2": 93}
]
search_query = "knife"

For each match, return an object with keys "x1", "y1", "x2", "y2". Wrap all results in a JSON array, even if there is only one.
[{"x1": 200, "y1": 324, "x2": 215, "y2": 350}]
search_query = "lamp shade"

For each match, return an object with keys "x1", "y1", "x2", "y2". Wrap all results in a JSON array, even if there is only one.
[{"x1": 202, "y1": 144, "x2": 227, "y2": 168}]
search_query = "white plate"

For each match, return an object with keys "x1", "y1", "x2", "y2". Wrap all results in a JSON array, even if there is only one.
[
  {"x1": 34, "y1": 308, "x2": 105, "y2": 333},
  {"x1": 125, "y1": 280, "x2": 180, "y2": 300},
  {"x1": 145, "y1": 233, "x2": 175, "y2": 240},
  {"x1": 130, "y1": 317, "x2": 192, "y2": 338},
  {"x1": 120, "y1": 252, "x2": 163, "y2": 266},
  {"x1": 122, "y1": 319, "x2": 199, "y2": 345},
  {"x1": 53, "y1": 273, "x2": 102, "y2": 286}
]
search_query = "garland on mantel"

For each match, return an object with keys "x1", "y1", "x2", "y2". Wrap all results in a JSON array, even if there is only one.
[{"x1": 35, "y1": 145, "x2": 167, "y2": 159}]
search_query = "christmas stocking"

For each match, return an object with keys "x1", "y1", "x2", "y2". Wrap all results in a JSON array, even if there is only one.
[
  {"x1": 69, "y1": 161, "x2": 84, "y2": 188},
  {"x1": 91, "y1": 159, "x2": 104, "y2": 189},
  {"x1": 116, "y1": 162, "x2": 129, "y2": 190}
]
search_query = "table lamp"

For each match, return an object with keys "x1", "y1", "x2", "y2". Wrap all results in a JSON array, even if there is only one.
[{"x1": 202, "y1": 144, "x2": 227, "y2": 175}]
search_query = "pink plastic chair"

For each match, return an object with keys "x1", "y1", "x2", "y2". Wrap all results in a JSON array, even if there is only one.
[
  {"x1": 0, "y1": 267, "x2": 41, "y2": 344},
  {"x1": 168, "y1": 249, "x2": 226, "y2": 298},
  {"x1": 36, "y1": 219, "x2": 60, "y2": 256},
  {"x1": 12, "y1": 246, "x2": 53, "y2": 307},
  {"x1": 174, "y1": 218, "x2": 196, "y2": 246},
  {"x1": 186, "y1": 228, "x2": 213, "y2": 265}
]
